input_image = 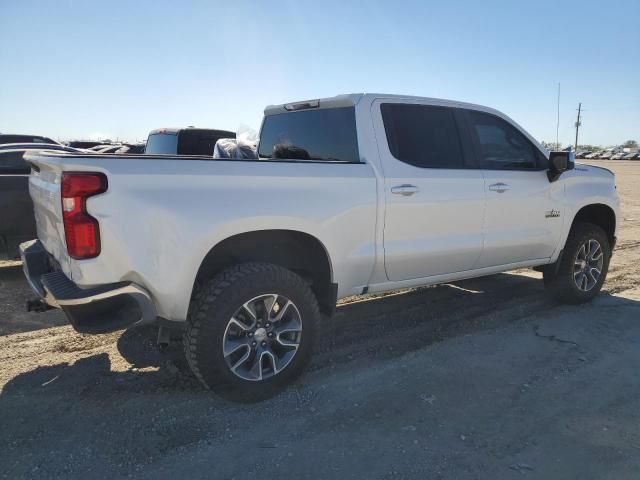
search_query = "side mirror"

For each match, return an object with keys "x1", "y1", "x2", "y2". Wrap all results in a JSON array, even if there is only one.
[{"x1": 547, "y1": 151, "x2": 574, "y2": 182}]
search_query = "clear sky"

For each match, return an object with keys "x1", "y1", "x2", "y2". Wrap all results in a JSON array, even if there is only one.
[{"x1": 1, "y1": 0, "x2": 638, "y2": 146}]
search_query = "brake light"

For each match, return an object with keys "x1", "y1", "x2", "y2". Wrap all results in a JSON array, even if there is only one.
[
  {"x1": 284, "y1": 99, "x2": 319, "y2": 111},
  {"x1": 61, "y1": 172, "x2": 107, "y2": 259}
]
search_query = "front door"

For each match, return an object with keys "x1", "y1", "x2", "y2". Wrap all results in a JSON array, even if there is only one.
[{"x1": 463, "y1": 109, "x2": 564, "y2": 268}]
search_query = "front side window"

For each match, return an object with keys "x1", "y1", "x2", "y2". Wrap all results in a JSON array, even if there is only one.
[
  {"x1": 0, "y1": 151, "x2": 30, "y2": 174},
  {"x1": 467, "y1": 110, "x2": 538, "y2": 170},
  {"x1": 258, "y1": 107, "x2": 360, "y2": 163},
  {"x1": 381, "y1": 103, "x2": 464, "y2": 169}
]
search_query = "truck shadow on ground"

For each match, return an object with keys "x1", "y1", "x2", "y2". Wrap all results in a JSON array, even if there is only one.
[
  {"x1": 0, "y1": 264, "x2": 68, "y2": 335},
  {"x1": 0, "y1": 271, "x2": 631, "y2": 403}
]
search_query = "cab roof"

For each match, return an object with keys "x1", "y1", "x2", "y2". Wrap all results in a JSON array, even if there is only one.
[{"x1": 264, "y1": 93, "x2": 502, "y2": 117}]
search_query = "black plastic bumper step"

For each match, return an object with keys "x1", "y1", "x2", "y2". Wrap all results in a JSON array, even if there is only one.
[{"x1": 40, "y1": 271, "x2": 127, "y2": 302}]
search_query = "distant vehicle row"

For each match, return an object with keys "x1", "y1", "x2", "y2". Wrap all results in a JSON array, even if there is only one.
[
  {"x1": 5, "y1": 126, "x2": 237, "y2": 157},
  {"x1": 86, "y1": 143, "x2": 146, "y2": 154},
  {"x1": 576, "y1": 151, "x2": 639, "y2": 160}
]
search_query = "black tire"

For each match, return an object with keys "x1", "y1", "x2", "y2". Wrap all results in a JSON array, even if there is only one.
[
  {"x1": 544, "y1": 222, "x2": 611, "y2": 304},
  {"x1": 184, "y1": 262, "x2": 319, "y2": 401}
]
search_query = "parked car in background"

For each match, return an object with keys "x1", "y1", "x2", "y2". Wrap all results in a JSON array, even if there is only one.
[
  {"x1": 584, "y1": 152, "x2": 600, "y2": 159},
  {"x1": 86, "y1": 145, "x2": 112, "y2": 153},
  {"x1": 576, "y1": 151, "x2": 591, "y2": 159},
  {"x1": 0, "y1": 143, "x2": 81, "y2": 258},
  {"x1": 145, "y1": 127, "x2": 235, "y2": 156},
  {"x1": 115, "y1": 143, "x2": 146, "y2": 154},
  {"x1": 610, "y1": 152, "x2": 626, "y2": 160},
  {"x1": 87, "y1": 144, "x2": 114, "y2": 151},
  {"x1": 0, "y1": 134, "x2": 60, "y2": 146},
  {"x1": 93, "y1": 145, "x2": 124, "y2": 154},
  {"x1": 67, "y1": 140, "x2": 107, "y2": 149},
  {"x1": 600, "y1": 152, "x2": 614, "y2": 159},
  {"x1": 21, "y1": 93, "x2": 619, "y2": 399},
  {"x1": 622, "y1": 152, "x2": 638, "y2": 160}
]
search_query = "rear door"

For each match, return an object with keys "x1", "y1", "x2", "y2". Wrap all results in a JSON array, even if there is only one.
[
  {"x1": 463, "y1": 109, "x2": 564, "y2": 268},
  {"x1": 373, "y1": 100, "x2": 485, "y2": 281}
]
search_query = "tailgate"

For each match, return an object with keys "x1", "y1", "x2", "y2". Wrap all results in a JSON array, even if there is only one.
[{"x1": 24, "y1": 152, "x2": 70, "y2": 268}]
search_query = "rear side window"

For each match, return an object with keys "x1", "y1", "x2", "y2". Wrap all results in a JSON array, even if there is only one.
[
  {"x1": 466, "y1": 110, "x2": 538, "y2": 170},
  {"x1": 145, "y1": 133, "x2": 178, "y2": 155},
  {"x1": 0, "y1": 151, "x2": 30, "y2": 174},
  {"x1": 381, "y1": 103, "x2": 464, "y2": 169},
  {"x1": 258, "y1": 107, "x2": 360, "y2": 162}
]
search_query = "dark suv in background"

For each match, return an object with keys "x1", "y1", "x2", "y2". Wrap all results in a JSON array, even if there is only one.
[{"x1": 145, "y1": 127, "x2": 235, "y2": 155}]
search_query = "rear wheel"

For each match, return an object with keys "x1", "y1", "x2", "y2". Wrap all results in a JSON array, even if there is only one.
[
  {"x1": 184, "y1": 263, "x2": 319, "y2": 401},
  {"x1": 544, "y1": 223, "x2": 610, "y2": 304}
]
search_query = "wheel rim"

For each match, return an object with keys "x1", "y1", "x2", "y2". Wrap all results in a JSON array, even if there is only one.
[
  {"x1": 222, "y1": 294, "x2": 302, "y2": 382},
  {"x1": 573, "y1": 239, "x2": 604, "y2": 292}
]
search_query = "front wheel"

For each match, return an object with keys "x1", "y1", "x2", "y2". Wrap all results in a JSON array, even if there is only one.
[
  {"x1": 184, "y1": 263, "x2": 319, "y2": 401},
  {"x1": 544, "y1": 222, "x2": 611, "y2": 304}
]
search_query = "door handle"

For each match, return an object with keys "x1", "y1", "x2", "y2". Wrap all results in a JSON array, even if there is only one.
[
  {"x1": 488, "y1": 182, "x2": 511, "y2": 193},
  {"x1": 391, "y1": 184, "x2": 420, "y2": 196}
]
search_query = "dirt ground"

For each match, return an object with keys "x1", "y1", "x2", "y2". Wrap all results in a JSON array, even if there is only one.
[{"x1": 1, "y1": 160, "x2": 639, "y2": 479}]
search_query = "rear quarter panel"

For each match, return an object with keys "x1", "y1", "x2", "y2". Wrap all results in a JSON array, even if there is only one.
[{"x1": 29, "y1": 154, "x2": 378, "y2": 321}]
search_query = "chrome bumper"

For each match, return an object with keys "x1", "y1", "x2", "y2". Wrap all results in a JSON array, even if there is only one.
[{"x1": 20, "y1": 239, "x2": 157, "y2": 334}]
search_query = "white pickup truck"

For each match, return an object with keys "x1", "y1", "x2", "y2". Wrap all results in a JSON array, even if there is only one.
[{"x1": 21, "y1": 93, "x2": 619, "y2": 398}]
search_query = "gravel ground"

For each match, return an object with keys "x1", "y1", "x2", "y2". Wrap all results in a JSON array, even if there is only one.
[{"x1": 1, "y1": 160, "x2": 639, "y2": 479}]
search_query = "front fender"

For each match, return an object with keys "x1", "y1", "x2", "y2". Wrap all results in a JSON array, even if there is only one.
[{"x1": 552, "y1": 167, "x2": 619, "y2": 261}]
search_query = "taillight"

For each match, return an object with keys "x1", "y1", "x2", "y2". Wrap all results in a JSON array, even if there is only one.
[{"x1": 61, "y1": 172, "x2": 107, "y2": 259}]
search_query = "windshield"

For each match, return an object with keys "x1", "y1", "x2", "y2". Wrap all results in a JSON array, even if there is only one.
[
  {"x1": 145, "y1": 133, "x2": 177, "y2": 154},
  {"x1": 258, "y1": 107, "x2": 360, "y2": 162}
]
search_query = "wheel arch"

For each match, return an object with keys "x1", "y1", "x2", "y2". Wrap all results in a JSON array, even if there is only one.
[
  {"x1": 569, "y1": 203, "x2": 616, "y2": 251},
  {"x1": 192, "y1": 229, "x2": 336, "y2": 315}
]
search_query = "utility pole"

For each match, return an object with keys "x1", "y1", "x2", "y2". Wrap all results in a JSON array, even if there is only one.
[{"x1": 574, "y1": 103, "x2": 582, "y2": 152}]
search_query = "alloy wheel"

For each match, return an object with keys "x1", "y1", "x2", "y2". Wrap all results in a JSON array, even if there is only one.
[
  {"x1": 573, "y1": 239, "x2": 604, "y2": 292},
  {"x1": 222, "y1": 294, "x2": 302, "y2": 381}
]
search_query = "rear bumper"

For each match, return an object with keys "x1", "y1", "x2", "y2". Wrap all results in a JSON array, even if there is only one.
[{"x1": 20, "y1": 239, "x2": 157, "y2": 334}]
